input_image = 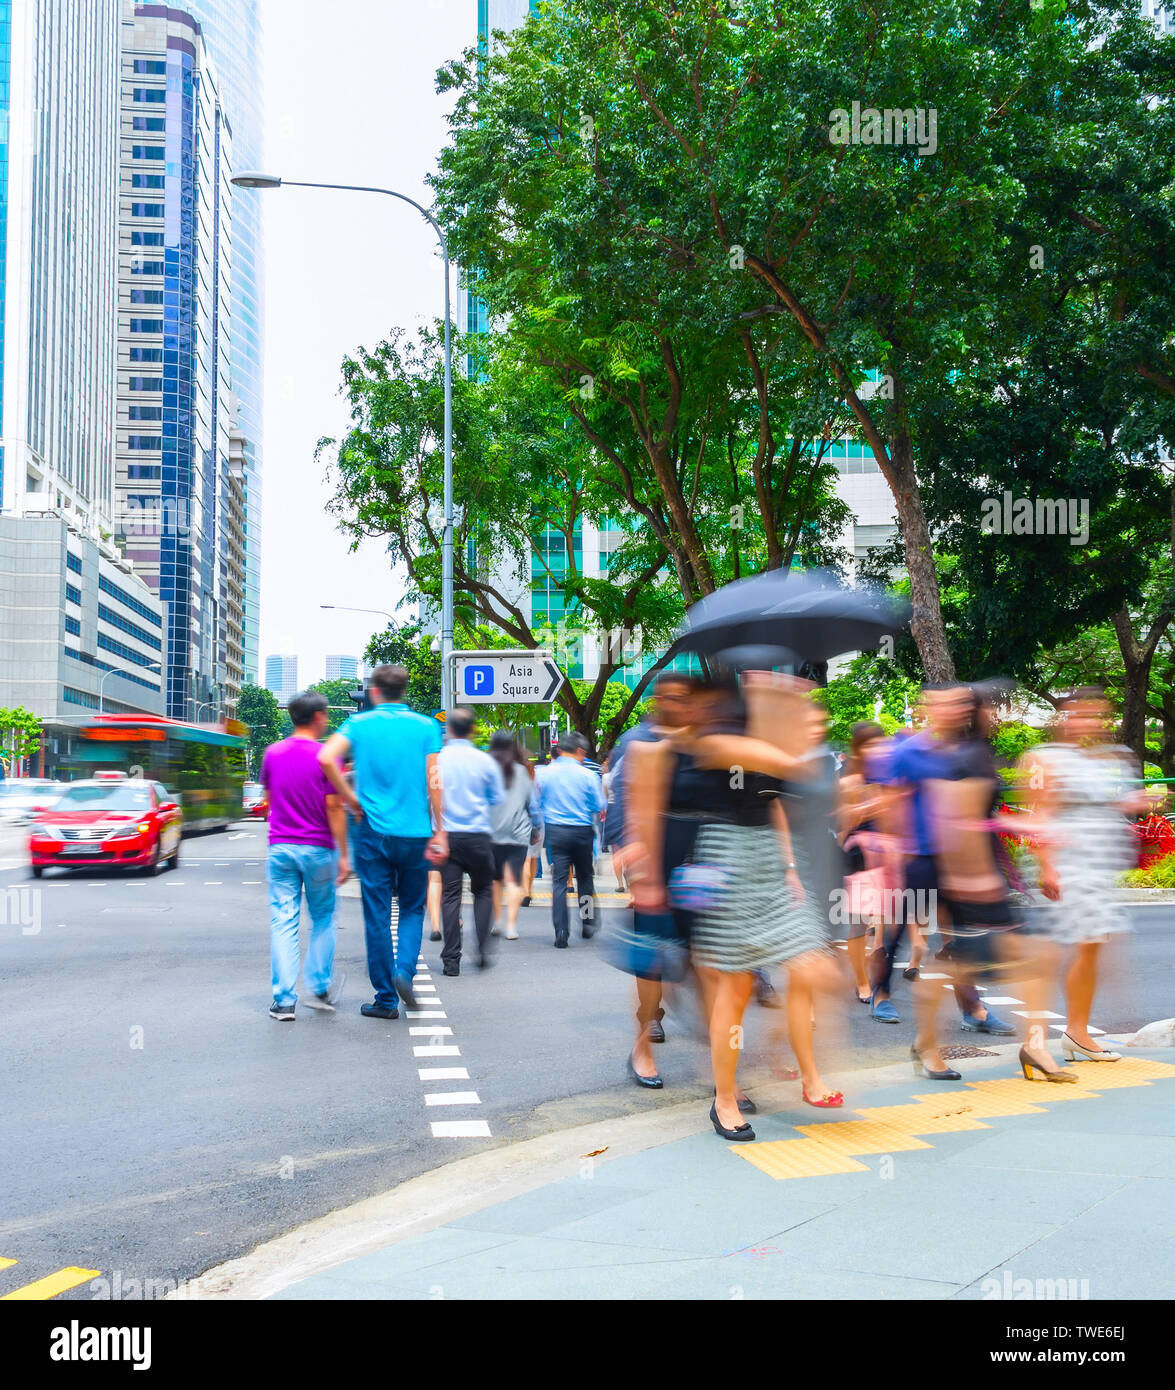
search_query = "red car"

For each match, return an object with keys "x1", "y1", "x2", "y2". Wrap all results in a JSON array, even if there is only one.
[{"x1": 28, "y1": 774, "x2": 183, "y2": 877}]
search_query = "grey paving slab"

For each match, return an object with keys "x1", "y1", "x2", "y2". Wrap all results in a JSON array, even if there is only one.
[
  {"x1": 944, "y1": 1129, "x2": 1175, "y2": 1177},
  {"x1": 741, "y1": 1206, "x2": 1057, "y2": 1286},
  {"x1": 543, "y1": 1186, "x2": 839, "y2": 1257},
  {"x1": 583, "y1": 1131, "x2": 775, "y2": 1190},
  {"x1": 269, "y1": 1227, "x2": 513, "y2": 1299},
  {"x1": 446, "y1": 1178, "x2": 651, "y2": 1237},
  {"x1": 859, "y1": 1165, "x2": 1127, "y2": 1228},
  {"x1": 1058, "y1": 1176, "x2": 1175, "y2": 1237},
  {"x1": 953, "y1": 1224, "x2": 1175, "y2": 1301},
  {"x1": 657, "y1": 1258, "x2": 963, "y2": 1301}
]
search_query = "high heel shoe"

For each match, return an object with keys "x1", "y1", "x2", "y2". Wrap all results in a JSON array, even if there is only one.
[
  {"x1": 709, "y1": 1100, "x2": 755, "y2": 1141},
  {"x1": 1019, "y1": 1045, "x2": 1079, "y2": 1083},
  {"x1": 713, "y1": 1089, "x2": 756, "y2": 1114},
  {"x1": 627, "y1": 1052, "x2": 663, "y2": 1089},
  {"x1": 1061, "y1": 1033, "x2": 1121, "y2": 1062},
  {"x1": 910, "y1": 1044, "x2": 961, "y2": 1081},
  {"x1": 802, "y1": 1088, "x2": 843, "y2": 1108}
]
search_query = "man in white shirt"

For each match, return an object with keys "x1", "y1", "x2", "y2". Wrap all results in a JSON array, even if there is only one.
[{"x1": 437, "y1": 707, "x2": 505, "y2": 974}]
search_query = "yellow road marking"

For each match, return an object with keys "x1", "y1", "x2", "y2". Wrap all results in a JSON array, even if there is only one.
[
  {"x1": 1, "y1": 1266, "x2": 101, "y2": 1300},
  {"x1": 0, "y1": 1257, "x2": 16, "y2": 1271}
]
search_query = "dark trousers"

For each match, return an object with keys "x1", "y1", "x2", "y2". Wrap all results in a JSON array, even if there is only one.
[
  {"x1": 440, "y1": 831, "x2": 495, "y2": 967},
  {"x1": 351, "y1": 818, "x2": 429, "y2": 1010},
  {"x1": 547, "y1": 823, "x2": 597, "y2": 942}
]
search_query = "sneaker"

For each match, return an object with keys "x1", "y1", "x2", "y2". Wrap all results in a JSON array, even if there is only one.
[
  {"x1": 393, "y1": 969, "x2": 419, "y2": 1009},
  {"x1": 870, "y1": 995, "x2": 901, "y2": 1024},
  {"x1": 961, "y1": 1008, "x2": 1016, "y2": 1035},
  {"x1": 360, "y1": 1002, "x2": 399, "y2": 1020},
  {"x1": 268, "y1": 1002, "x2": 295, "y2": 1021},
  {"x1": 304, "y1": 971, "x2": 347, "y2": 1012},
  {"x1": 442, "y1": 963, "x2": 460, "y2": 977},
  {"x1": 554, "y1": 935, "x2": 569, "y2": 949},
  {"x1": 429, "y1": 929, "x2": 442, "y2": 942}
]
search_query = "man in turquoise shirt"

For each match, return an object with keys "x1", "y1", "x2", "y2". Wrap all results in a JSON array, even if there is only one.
[{"x1": 320, "y1": 665, "x2": 446, "y2": 1018}]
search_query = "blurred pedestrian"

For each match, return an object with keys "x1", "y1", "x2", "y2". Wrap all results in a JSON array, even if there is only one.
[
  {"x1": 488, "y1": 730, "x2": 542, "y2": 941},
  {"x1": 319, "y1": 665, "x2": 446, "y2": 1020},
  {"x1": 535, "y1": 732, "x2": 605, "y2": 948},
  {"x1": 261, "y1": 690, "x2": 349, "y2": 1020},
  {"x1": 437, "y1": 707, "x2": 504, "y2": 974},
  {"x1": 838, "y1": 720, "x2": 890, "y2": 1003}
]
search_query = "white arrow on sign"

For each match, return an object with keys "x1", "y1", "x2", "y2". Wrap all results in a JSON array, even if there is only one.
[{"x1": 452, "y1": 651, "x2": 565, "y2": 704}]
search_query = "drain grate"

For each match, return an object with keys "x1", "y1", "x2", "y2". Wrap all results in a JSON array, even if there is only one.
[{"x1": 940, "y1": 1044, "x2": 998, "y2": 1059}]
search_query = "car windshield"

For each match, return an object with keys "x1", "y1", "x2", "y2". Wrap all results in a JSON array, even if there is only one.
[
  {"x1": 55, "y1": 784, "x2": 153, "y2": 812},
  {"x1": 0, "y1": 782, "x2": 55, "y2": 799}
]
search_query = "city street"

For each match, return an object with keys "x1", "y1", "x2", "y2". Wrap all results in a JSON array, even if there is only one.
[{"x1": 2, "y1": 821, "x2": 1171, "y2": 1300}]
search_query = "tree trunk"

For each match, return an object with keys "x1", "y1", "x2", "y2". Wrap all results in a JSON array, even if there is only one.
[
  {"x1": 1110, "y1": 607, "x2": 1155, "y2": 765},
  {"x1": 889, "y1": 433, "x2": 956, "y2": 682}
]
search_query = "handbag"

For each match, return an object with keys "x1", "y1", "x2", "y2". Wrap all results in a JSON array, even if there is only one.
[
  {"x1": 600, "y1": 911, "x2": 688, "y2": 982},
  {"x1": 666, "y1": 861, "x2": 733, "y2": 912}
]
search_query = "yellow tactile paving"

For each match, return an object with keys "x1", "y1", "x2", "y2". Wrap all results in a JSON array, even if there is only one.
[
  {"x1": 910, "y1": 1091, "x2": 1047, "y2": 1118},
  {"x1": 852, "y1": 1102, "x2": 995, "y2": 1132},
  {"x1": 734, "y1": 1058, "x2": 1175, "y2": 1180},
  {"x1": 731, "y1": 1138, "x2": 870, "y2": 1178},
  {"x1": 1, "y1": 1266, "x2": 101, "y2": 1300},
  {"x1": 793, "y1": 1119, "x2": 934, "y2": 1155}
]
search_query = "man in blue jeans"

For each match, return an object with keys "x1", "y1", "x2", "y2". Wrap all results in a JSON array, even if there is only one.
[
  {"x1": 261, "y1": 690, "x2": 350, "y2": 1020},
  {"x1": 319, "y1": 664, "x2": 447, "y2": 1019}
]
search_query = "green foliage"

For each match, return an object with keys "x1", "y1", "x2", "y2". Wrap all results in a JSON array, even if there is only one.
[
  {"x1": 0, "y1": 706, "x2": 42, "y2": 768},
  {"x1": 305, "y1": 678, "x2": 363, "y2": 734},
  {"x1": 236, "y1": 684, "x2": 282, "y2": 774},
  {"x1": 991, "y1": 722, "x2": 1047, "y2": 764},
  {"x1": 1122, "y1": 853, "x2": 1175, "y2": 890},
  {"x1": 817, "y1": 653, "x2": 918, "y2": 748}
]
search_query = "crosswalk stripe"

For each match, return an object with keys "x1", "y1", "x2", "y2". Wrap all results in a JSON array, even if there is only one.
[{"x1": 1, "y1": 1266, "x2": 101, "y2": 1300}]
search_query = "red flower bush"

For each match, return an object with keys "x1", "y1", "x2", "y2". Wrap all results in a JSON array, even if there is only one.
[{"x1": 1134, "y1": 814, "x2": 1175, "y2": 869}]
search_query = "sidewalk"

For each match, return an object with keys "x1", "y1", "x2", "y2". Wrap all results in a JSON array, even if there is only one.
[{"x1": 257, "y1": 1044, "x2": 1175, "y2": 1302}]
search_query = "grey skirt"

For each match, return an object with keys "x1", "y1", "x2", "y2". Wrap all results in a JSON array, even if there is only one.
[{"x1": 689, "y1": 821, "x2": 827, "y2": 973}]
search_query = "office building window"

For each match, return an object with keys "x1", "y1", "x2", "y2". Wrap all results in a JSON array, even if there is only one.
[
  {"x1": 132, "y1": 117, "x2": 165, "y2": 132},
  {"x1": 129, "y1": 319, "x2": 163, "y2": 333},
  {"x1": 131, "y1": 262, "x2": 165, "y2": 276},
  {"x1": 128, "y1": 406, "x2": 163, "y2": 421},
  {"x1": 66, "y1": 552, "x2": 82, "y2": 575},
  {"x1": 128, "y1": 377, "x2": 163, "y2": 391},
  {"x1": 98, "y1": 633, "x2": 158, "y2": 669},
  {"x1": 129, "y1": 289, "x2": 163, "y2": 304},
  {"x1": 127, "y1": 436, "x2": 162, "y2": 450},
  {"x1": 132, "y1": 88, "x2": 166, "y2": 102},
  {"x1": 98, "y1": 604, "x2": 163, "y2": 651},
  {"x1": 132, "y1": 145, "x2": 165, "y2": 159},
  {"x1": 65, "y1": 584, "x2": 81, "y2": 606},
  {"x1": 131, "y1": 174, "x2": 165, "y2": 190},
  {"x1": 132, "y1": 59, "x2": 167, "y2": 74},
  {"x1": 64, "y1": 616, "x2": 81, "y2": 637},
  {"x1": 131, "y1": 204, "x2": 164, "y2": 218},
  {"x1": 63, "y1": 687, "x2": 102, "y2": 710},
  {"x1": 128, "y1": 347, "x2": 163, "y2": 362},
  {"x1": 126, "y1": 465, "x2": 161, "y2": 480},
  {"x1": 98, "y1": 574, "x2": 162, "y2": 627},
  {"x1": 131, "y1": 231, "x2": 164, "y2": 246}
]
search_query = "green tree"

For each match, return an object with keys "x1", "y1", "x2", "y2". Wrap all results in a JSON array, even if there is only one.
[
  {"x1": 304, "y1": 678, "x2": 360, "y2": 733},
  {"x1": 364, "y1": 622, "x2": 443, "y2": 715},
  {"x1": 0, "y1": 706, "x2": 42, "y2": 775},
  {"x1": 236, "y1": 683, "x2": 282, "y2": 775}
]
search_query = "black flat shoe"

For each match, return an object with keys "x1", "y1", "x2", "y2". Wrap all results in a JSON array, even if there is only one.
[
  {"x1": 646, "y1": 1016, "x2": 666, "y2": 1044},
  {"x1": 910, "y1": 1044, "x2": 960, "y2": 1081},
  {"x1": 628, "y1": 1053, "x2": 663, "y2": 1089},
  {"x1": 903, "y1": 966, "x2": 920, "y2": 981},
  {"x1": 709, "y1": 1101, "x2": 755, "y2": 1142},
  {"x1": 713, "y1": 1089, "x2": 756, "y2": 1114}
]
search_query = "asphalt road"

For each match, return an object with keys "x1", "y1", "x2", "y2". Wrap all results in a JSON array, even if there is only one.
[{"x1": 0, "y1": 821, "x2": 1171, "y2": 1299}]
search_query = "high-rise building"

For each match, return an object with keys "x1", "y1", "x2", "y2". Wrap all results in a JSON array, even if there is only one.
[
  {"x1": 221, "y1": 428, "x2": 248, "y2": 716},
  {"x1": 324, "y1": 654, "x2": 359, "y2": 682},
  {"x1": 264, "y1": 653, "x2": 297, "y2": 704},
  {"x1": 171, "y1": 0, "x2": 264, "y2": 687},
  {"x1": 1, "y1": 0, "x2": 121, "y2": 524},
  {"x1": 0, "y1": 0, "x2": 166, "y2": 728},
  {"x1": 116, "y1": 3, "x2": 234, "y2": 722}
]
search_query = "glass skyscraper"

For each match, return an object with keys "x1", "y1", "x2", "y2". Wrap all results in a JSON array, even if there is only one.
[{"x1": 167, "y1": 0, "x2": 264, "y2": 688}]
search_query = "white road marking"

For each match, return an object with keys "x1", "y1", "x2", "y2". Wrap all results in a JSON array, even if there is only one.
[
  {"x1": 1013, "y1": 1009, "x2": 1063, "y2": 1019},
  {"x1": 409, "y1": 1026, "x2": 453, "y2": 1036},
  {"x1": 406, "y1": 1010, "x2": 446, "y2": 1018},
  {"x1": 418, "y1": 1067, "x2": 469, "y2": 1081},
  {"x1": 979, "y1": 996, "x2": 1023, "y2": 1006},
  {"x1": 242, "y1": 880, "x2": 261, "y2": 885},
  {"x1": 425, "y1": 1091, "x2": 481, "y2": 1106},
  {"x1": 430, "y1": 1120, "x2": 491, "y2": 1138},
  {"x1": 204, "y1": 881, "x2": 222, "y2": 885},
  {"x1": 413, "y1": 1045, "x2": 460, "y2": 1057}
]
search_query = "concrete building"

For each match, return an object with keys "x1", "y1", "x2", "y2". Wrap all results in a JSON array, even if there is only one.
[
  {"x1": 0, "y1": 513, "x2": 165, "y2": 724},
  {"x1": 264, "y1": 654, "x2": 297, "y2": 704},
  {"x1": 115, "y1": 3, "x2": 235, "y2": 722},
  {"x1": 221, "y1": 428, "x2": 247, "y2": 716},
  {"x1": 324, "y1": 654, "x2": 359, "y2": 682}
]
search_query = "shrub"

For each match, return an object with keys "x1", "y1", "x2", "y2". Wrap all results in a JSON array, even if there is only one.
[{"x1": 1122, "y1": 852, "x2": 1175, "y2": 889}]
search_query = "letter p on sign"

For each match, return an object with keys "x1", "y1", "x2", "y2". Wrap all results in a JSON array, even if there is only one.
[{"x1": 464, "y1": 664, "x2": 494, "y2": 697}]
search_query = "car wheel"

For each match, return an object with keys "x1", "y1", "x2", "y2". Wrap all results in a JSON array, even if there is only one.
[
  {"x1": 166, "y1": 846, "x2": 180, "y2": 871},
  {"x1": 140, "y1": 846, "x2": 162, "y2": 877},
  {"x1": 30, "y1": 865, "x2": 43, "y2": 879}
]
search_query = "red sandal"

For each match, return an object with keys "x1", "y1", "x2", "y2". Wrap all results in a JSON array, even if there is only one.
[{"x1": 802, "y1": 1089, "x2": 844, "y2": 1108}]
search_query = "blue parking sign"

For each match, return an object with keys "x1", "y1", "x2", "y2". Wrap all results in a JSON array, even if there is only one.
[{"x1": 464, "y1": 663, "x2": 495, "y2": 697}]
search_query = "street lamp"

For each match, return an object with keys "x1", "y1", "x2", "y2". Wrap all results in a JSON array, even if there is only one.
[
  {"x1": 99, "y1": 661, "x2": 163, "y2": 714},
  {"x1": 235, "y1": 172, "x2": 455, "y2": 709},
  {"x1": 320, "y1": 604, "x2": 396, "y2": 623}
]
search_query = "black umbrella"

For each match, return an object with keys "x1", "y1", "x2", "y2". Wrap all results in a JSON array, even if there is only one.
[
  {"x1": 667, "y1": 568, "x2": 908, "y2": 664},
  {"x1": 711, "y1": 643, "x2": 799, "y2": 671}
]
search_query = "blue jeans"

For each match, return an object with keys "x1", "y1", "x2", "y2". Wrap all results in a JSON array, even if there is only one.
[
  {"x1": 268, "y1": 843, "x2": 338, "y2": 1006},
  {"x1": 351, "y1": 817, "x2": 429, "y2": 1009}
]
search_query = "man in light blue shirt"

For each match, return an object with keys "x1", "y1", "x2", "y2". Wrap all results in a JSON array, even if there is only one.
[
  {"x1": 320, "y1": 664, "x2": 445, "y2": 1019},
  {"x1": 437, "y1": 707, "x2": 504, "y2": 973},
  {"x1": 536, "y1": 733, "x2": 606, "y2": 947}
]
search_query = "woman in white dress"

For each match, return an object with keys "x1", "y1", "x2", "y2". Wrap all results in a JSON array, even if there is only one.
[{"x1": 1021, "y1": 688, "x2": 1156, "y2": 1062}]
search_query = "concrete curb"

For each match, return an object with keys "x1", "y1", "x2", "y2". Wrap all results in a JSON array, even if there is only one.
[{"x1": 175, "y1": 1047, "x2": 1023, "y2": 1301}]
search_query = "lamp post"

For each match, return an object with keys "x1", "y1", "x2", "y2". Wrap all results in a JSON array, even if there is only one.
[
  {"x1": 99, "y1": 661, "x2": 163, "y2": 714},
  {"x1": 234, "y1": 172, "x2": 454, "y2": 710}
]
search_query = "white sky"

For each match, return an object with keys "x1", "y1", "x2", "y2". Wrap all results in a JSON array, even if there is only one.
[{"x1": 257, "y1": 0, "x2": 467, "y2": 685}]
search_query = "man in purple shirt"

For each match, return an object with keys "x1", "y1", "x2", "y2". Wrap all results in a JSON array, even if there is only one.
[{"x1": 261, "y1": 690, "x2": 350, "y2": 1020}]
